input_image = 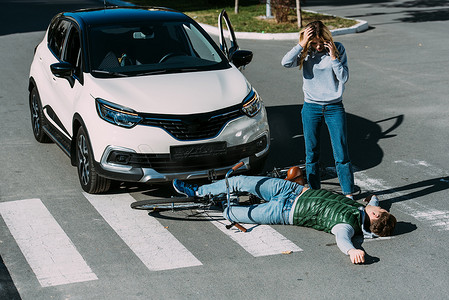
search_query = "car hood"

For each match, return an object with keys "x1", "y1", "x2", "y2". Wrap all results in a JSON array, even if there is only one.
[{"x1": 86, "y1": 67, "x2": 250, "y2": 114}]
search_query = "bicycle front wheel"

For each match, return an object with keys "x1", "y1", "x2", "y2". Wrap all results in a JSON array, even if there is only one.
[{"x1": 131, "y1": 196, "x2": 203, "y2": 211}]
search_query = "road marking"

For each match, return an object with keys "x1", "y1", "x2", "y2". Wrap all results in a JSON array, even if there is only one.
[
  {"x1": 405, "y1": 203, "x2": 449, "y2": 231},
  {"x1": 355, "y1": 167, "x2": 449, "y2": 231},
  {"x1": 394, "y1": 159, "x2": 431, "y2": 168},
  {"x1": 83, "y1": 193, "x2": 202, "y2": 271},
  {"x1": 0, "y1": 199, "x2": 98, "y2": 287},
  {"x1": 362, "y1": 236, "x2": 394, "y2": 242},
  {"x1": 205, "y1": 211, "x2": 302, "y2": 257}
]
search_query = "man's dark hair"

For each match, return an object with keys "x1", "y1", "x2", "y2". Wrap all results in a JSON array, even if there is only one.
[{"x1": 370, "y1": 212, "x2": 397, "y2": 237}]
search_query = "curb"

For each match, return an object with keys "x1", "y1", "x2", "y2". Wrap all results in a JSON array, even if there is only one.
[{"x1": 103, "y1": 1, "x2": 368, "y2": 40}]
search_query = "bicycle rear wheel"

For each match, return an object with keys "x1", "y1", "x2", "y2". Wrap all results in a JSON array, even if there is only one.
[{"x1": 131, "y1": 196, "x2": 204, "y2": 211}]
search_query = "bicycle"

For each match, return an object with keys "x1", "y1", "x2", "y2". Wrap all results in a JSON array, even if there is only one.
[{"x1": 130, "y1": 162, "x2": 306, "y2": 232}]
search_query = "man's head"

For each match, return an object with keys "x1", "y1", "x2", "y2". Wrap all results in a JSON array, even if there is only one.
[{"x1": 365, "y1": 205, "x2": 397, "y2": 236}]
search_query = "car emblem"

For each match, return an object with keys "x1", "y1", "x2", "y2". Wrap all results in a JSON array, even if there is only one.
[{"x1": 184, "y1": 118, "x2": 205, "y2": 133}]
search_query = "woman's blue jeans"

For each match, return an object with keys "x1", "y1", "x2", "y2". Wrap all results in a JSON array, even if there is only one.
[
  {"x1": 198, "y1": 176, "x2": 303, "y2": 224},
  {"x1": 301, "y1": 101, "x2": 354, "y2": 195}
]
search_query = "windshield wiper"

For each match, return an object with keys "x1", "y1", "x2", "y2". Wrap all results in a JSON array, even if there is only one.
[
  {"x1": 91, "y1": 69, "x2": 128, "y2": 77},
  {"x1": 135, "y1": 69, "x2": 170, "y2": 76},
  {"x1": 136, "y1": 67, "x2": 202, "y2": 76},
  {"x1": 176, "y1": 67, "x2": 202, "y2": 72}
]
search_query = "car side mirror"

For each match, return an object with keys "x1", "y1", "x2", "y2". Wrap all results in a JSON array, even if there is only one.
[
  {"x1": 50, "y1": 62, "x2": 76, "y2": 87},
  {"x1": 50, "y1": 62, "x2": 73, "y2": 78},
  {"x1": 230, "y1": 50, "x2": 253, "y2": 68}
]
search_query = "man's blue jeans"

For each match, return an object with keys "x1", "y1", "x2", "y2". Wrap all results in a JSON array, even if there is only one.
[
  {"x1": 198, "y1": 176, "x2": 303, "y2": 224},
  {"x1": 301, "y1": 102, "x2": 354, "y2": 195}
]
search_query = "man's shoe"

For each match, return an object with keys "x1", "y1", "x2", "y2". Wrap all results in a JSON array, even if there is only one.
[{"x1": 173, "y1": 179, "x2": 198, "y2": 197}]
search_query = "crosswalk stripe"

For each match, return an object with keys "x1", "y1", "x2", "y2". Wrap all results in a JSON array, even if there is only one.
[
  {"x1": 0, "y1": 199, "x2": 98, "y2": 287},
  {"x1": 402, "y1": 203, "x2": 449, "y2": 231},
  {"x1": 205, "y1": 211, "x2": 303, "y2": 257},
  {"x1": 355, "y1": 168, "x2": 449, "y2": 231},
  {"x1": 82, "y1": 193, "x2": 203, "y2": 271}
]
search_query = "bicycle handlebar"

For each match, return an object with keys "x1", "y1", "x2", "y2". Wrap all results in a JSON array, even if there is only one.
[
  {"x1": 232, "y1": 161, "x2": 244, "y2": 171},
  {"x1": 232, "y1": 222, "x2": 247, "y2": 232}
]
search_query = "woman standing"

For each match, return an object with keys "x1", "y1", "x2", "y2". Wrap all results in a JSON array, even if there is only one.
[{"x1": 281, "y1": 20, "x2": 354, "y2": 198}]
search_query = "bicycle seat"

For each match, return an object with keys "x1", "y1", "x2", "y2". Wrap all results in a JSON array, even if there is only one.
[{"x1": 285, "y1": 166, "x2": 305, "y2": 186}]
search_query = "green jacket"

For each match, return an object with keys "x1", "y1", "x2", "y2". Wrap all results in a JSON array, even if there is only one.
[{"x1": 291, "y1": 189, "x2": 364, "y2": 234}]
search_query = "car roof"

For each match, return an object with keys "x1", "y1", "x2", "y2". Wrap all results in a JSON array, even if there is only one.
[{"x1": 62, "y1": 6, "x2": 191, "y2": 28}]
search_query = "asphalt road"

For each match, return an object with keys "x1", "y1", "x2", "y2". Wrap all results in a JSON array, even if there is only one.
[{"x1": 1, "y1": 0, "x2": 449, "y2": 299}]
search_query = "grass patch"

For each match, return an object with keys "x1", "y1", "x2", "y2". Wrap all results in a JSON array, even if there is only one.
[{"x1": 128, "y1": 0, "x2": 357, "y2": 33}]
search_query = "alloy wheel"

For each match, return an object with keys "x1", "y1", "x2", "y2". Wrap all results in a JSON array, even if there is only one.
[
  {"x1": 31, "y1": 93, "x2": 40, "y2": 137},
  {"x1": 77, "y1": 134, "x2": 90, "y2": 186}
]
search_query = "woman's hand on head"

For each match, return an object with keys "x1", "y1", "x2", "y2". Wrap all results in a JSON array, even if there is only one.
[
  {"x1": 299, "y1": 27, "x2": 314, "y2": 48},
  {"x1": 324, "y1": 41, "x2": 337, "y2": 60}
]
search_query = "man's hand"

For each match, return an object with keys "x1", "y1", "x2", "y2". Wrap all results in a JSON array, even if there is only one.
[{"x1": 348, "y1": 249, "x2": 365, "y2": 264}]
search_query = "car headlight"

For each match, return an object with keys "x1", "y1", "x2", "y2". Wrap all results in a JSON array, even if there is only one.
[
  {"x1": 96, "y1": 98, "x2": 142, "y2": 128},
  {"x1": 242, "y1": 88, "x2": 262, "y2": 117}
]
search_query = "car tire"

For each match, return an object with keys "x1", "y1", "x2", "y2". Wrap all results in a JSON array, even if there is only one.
[
  {"x1": 76, "y1": 126, "x2": 111, "y2": 194},
  {"x1": 29, "y1": 87, "x2": 51, "y2": 143}
]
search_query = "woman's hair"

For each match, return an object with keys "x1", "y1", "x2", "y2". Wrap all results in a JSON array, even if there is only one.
[
  {"x1": 298, "y1": 20, "x2": 339, "y2": 69},
  {"x1": 370, "y1": 212, "x2": 397, "y2": 237}
]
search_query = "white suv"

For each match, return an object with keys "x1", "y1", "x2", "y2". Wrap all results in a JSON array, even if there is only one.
[{"x1": 28, "y1": 7, "x2": 270, "y2": 193}]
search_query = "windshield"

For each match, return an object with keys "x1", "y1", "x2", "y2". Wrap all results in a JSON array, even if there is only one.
[{"x1": 88, "y1": 20, "x2": 229, "y2": 77}]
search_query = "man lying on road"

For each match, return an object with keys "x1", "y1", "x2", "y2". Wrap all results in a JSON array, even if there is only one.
[{"x1": 173, "y1": 171, "x2": 396, "y2": 264}]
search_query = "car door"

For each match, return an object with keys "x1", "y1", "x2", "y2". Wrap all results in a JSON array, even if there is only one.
[
  {"x1": 48, "y1": 21, "x2": 84, "y2": 141},
  {"x1": 37, "y1": 18, "x2": 70, "y2": 136},
  {"x1": 218, "y1": 10, "x2": 253, "y2": 69}
]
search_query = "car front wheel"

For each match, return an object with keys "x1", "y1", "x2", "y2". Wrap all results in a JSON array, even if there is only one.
[
  {"x1": 29, "y1": 87, "x2": 51, "y2": 143},
  {"x1": 76, "y1": 126, "x2": 111, "y2": 194}
]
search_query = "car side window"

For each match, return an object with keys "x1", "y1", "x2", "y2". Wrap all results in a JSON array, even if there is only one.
[
  {"x1": 64, "y1": 26, "x2": 82, "y2": 79},
  {"x1": 48, "y1": 19, "x2": 71, "y2": 59}
]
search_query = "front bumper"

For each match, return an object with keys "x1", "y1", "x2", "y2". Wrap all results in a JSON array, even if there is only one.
[{"x1": 93, "y1": 133, "x2": 269, "y2": 182}]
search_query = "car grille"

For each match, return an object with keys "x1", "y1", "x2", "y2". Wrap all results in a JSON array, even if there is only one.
[
  {"x1": 139, "y1": 104, "x2": 243, "y2": 141},
  {"x1": 107, "y1": 135, "x2": 267, "y2": 173}
]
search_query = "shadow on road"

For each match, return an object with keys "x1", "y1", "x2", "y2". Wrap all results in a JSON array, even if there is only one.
[
  {"x1": 0, "y1": 256, "x2": 21, "y2": 300},
  {"x1": 359, "y1": 176, "x2": 449, "y2": 210},
  {"x1": 0, "y1": 0, "x2": 100, "y2": 36},
  {"x1": 267, "y1": 105, "x2": 449, "y2": 202},
  {"x1": 307, "y1": 0, "x2": 395, "y2": 5},
  {"x1": 396, "y1": 8, "x2": 449, "y2": 22},
  {"x1": 264, "y1": 104, "x2": 404, "y2": 174},
  {"x1": 394, "y1": 221, "x2": 418, "y2": 236},
  {"x1": 307, "y1": 0, "x2": 449, "y2": 24}
]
